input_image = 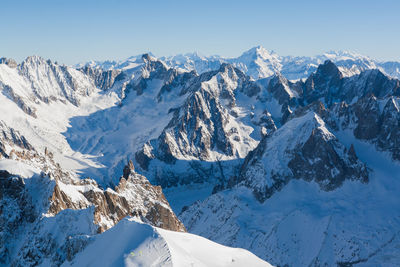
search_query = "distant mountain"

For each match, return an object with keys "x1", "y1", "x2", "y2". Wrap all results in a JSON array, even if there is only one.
[{"x1": 78, "y1": 46, "x2": 400, "y2": 80}]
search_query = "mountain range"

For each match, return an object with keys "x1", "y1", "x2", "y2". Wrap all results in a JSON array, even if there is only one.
[
  {"x1": 78, "y1": 46, "x2": 400, "y2": 81},
  {"x1": 1, "y1": 46, "x2": 400, "y2": 266}
]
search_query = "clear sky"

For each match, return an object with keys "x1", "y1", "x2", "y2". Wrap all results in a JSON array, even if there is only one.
[{"x1": 1, "y1": 0, "x2": 399, "y2": 64}]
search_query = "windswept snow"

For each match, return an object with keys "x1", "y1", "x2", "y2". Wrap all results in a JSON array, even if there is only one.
[{"x1": 65, "y1": 218, "x2": 270, "y2": 267}]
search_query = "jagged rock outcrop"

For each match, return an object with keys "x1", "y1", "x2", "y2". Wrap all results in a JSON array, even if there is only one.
[
  {"x1": 0, "y1": 171, "x2": 38, "y2": 264},
  {"x1": 238, "y1": 112, "x2": 368, "y2": 202},
  {"x1": 0, "y1": 82, "x2": 38, "y2": 117},
  {"x1": 161, "y1": 87, "x2": 234, "y2": 161},
  {"x1": 157, "y1": 70, "x2": 197, "y2": 102},
  {"x1": 266, "y1": 73, "x2": 300, "y2": 106},
  {"x1": 79, "y1": 65, "x2": 124, "y2": 90},
  {"x1": 18, "y1": 56, "x2": 96, "y2": 106},
  {"x1": 135, "y1": 64, "x2": 262, "y2": 187},
  {"x1": 329, "y1": 94, "x2": 400, "y2": 161},
  {"x1": 44, "y1": 160, "x2": 186, "y2": 233},
  {"x1": 0, "y1": 120, "x2": 34, "y2": 158},
  {"x1": 81, "y1": 161, "x2": 185, "y2": 233},
  {"x1": 0, "y1": 55, "x2": 98, "y2": 118},
  {"x1": 302, "y1": 60, "x2": 343, "y2": 105},
  {"x1": 261, "y1": 61, "x2": 400, "y2": 120},
  {"x1": 126, "y1": 54, "x2": 174, "y2": 96},
  {"x1": 352, "y1": 94, "x2": 382, "y2": 140}
]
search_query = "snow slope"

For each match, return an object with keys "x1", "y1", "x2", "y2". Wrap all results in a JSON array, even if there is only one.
[{"x1": 66, "y1": 218, "x2": 270, "y2": 267}]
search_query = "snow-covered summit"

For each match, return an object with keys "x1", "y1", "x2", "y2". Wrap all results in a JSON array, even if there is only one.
[{"x1": 78, "y1": 46, "x2": 400, "y2": 80}]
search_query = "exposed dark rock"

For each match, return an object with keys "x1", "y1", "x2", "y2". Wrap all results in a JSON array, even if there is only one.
[
  {"x1": 288, "y1": 128, "x2": 368, "y2": 191},
  {"x1": 331, "y1": 94, "x2": 400, "y2": 161},
  {"x1": 353, "y1": 94, "x2": 381, "y2": 140},
  {"x1": 0, "y1": 83, "x2": 37, "y2": 118},
  {"x1": 303, "y1": 60, "x2": 343, "y2": 105},
  {"x1": 122, "y1": 160, "x2": 135, "y2": 179},
  {"x1": 80, "y1": 65, "x2": 124, "y2": 90},
  {"x1": 238, "y1": 112, "x2": 369, "y2": 202},
  {"x1": 267, "y1": 73, "x2": 300, "y2": 106},
  {"x1": 48, "y1": 163, "x2": 186, "y2": 233},
  {"x1": 0, "y1": 121, "x2": 35, "y2": 159},
  {"x1": 264, "y1": 61, "x2": 400, "y2": 117},
  {"x1": 0, "y1": 175, "x2": 37, "y2": 263}
]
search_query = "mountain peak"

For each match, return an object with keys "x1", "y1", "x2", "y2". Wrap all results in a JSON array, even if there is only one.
[
  {"x1": 21, "y1": 55, "x2": 50, "y2": 67},
  {"x1": 184, "y1": 51, "x2": 206, "y2": 59},
  {"x1": 241, "y1": 45, "x2": 278, "y2": 61},
  {"x1": 323, "y1": 50, "x2": 367, "y2": 60},
  {"x1": 141, "y1": 53, "x2": 153, "y2": 62},
  {"x1": 316, "y1": 60, "x2": 342, "y2": 78},
  {"x1": 218, "y1": 62, "x2": 236, "y2": 73}
]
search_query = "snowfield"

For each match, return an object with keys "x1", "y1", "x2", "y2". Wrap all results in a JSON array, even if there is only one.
[{"x1": 65, "y1": 218, "x2": 270, "y2": 267}]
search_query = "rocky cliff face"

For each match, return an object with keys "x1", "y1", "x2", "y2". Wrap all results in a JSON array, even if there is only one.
[
  {"x1": 79, "y1": 65, "x2": 124, "y2": 90},
  {"x1": 135, "y1": 64, "x2": 263, "y2": 187},
  {"x1": 238, "y1": 112, "x2": 368, "y2": 202},
  {"x1": 64, "y1": 161, "x2": 186, "y2": 233},
  {"x1": 18, "y1": 56, "x2": 96, "y2": 106},
  {"x1": 0, "y1": 55, "x2": 101, "y2": 121},
  {"x1": 0, "y1": 120, "x2": 34, "y2": 158},
  {"x1": 265, "y1": 73, "x2": 300, "y2": 106},
  {"x1": 257, "y1": 60, "x2": 400, "y2": 127},
  {"x1": 329, "y1": 94, "x2": 400, "y2": 161}
]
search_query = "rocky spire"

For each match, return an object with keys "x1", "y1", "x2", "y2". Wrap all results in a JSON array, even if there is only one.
[{"x1": 122, "y1": 160, "x2": 135, "y2": 179}]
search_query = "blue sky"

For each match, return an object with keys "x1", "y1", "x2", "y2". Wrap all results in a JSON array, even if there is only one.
[{"x1": 1, "y1": 0, "x2": 399, "y2": 64}]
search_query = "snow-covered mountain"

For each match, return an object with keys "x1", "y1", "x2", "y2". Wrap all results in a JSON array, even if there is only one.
[
  {"x1": 0, "y1": 55, "x2": 270, "y2": 266},
  {"x1": 80, "y1": 46, "x2": 400, "y2": 81},
  {"x1": 1, "y1": 48, "x2": 400, "y2": 266},
  {"x1": 179, "y1": 63, "x2": 400, "y2": 266},
  {"x1": 0, "y1": 153, "x2": 268, "y2": 266}
]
